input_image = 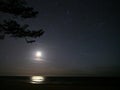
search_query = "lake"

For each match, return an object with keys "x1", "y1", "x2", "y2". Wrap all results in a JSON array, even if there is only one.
[{"x1": 0, "y1": 76, "x2": 119, "y2": 90}]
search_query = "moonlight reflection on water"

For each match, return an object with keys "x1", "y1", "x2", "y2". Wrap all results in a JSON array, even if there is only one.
[{"x1": 30, "y1": 76, "x2": 45, "y2": 84}]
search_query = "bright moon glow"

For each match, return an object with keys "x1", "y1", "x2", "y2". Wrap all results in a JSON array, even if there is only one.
[
  {"x1": 31, "y1": 76, "x2": 45, "y2": 84},
  {"x1": 35, "y1": 51, "x2": 42, "y2": 57},
  {"x1": 33, "y1": 51, "x2": 44, "y2": 61}
]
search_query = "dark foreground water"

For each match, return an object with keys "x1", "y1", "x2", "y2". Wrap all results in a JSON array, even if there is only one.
[{"x1": 0, "y1": 76, "x2": 120, "y2": 90}]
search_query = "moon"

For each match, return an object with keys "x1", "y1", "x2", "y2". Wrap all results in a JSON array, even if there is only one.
[
  {"x1": 34, "y1": 51, "x2": 43, "y2": 61},
  {"x1": 35, "y1": 51, "x2": 42, "y2": 58}
]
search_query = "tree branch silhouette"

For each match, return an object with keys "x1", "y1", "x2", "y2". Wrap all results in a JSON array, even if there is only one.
[{"x1": 0, "y1": 0, "x2": 45, "y2": 43}]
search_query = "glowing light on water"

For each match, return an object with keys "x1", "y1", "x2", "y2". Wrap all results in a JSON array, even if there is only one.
[{"x1": 30, "y1": 76, "x2": 45, "y2": 84}]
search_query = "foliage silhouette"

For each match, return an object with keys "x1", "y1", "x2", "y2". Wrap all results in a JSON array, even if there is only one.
[{"x1": 0, "y1": 0, "x2": 45, "y2": 43}]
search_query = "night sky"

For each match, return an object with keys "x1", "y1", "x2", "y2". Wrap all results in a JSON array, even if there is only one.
[{"x1": 0, "y1": 0, "x2": 120, "y2": 76}]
